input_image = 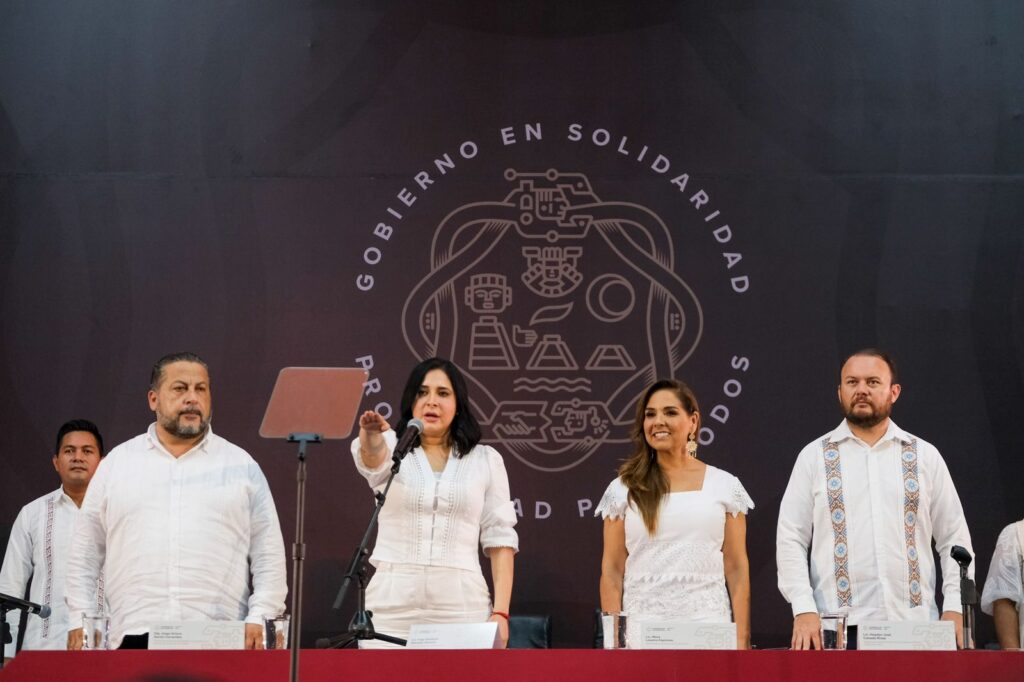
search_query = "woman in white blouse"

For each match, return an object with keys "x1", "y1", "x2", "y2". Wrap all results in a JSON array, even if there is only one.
[
  {"x1": 351, "y1": 357, "x2": 518, "y2": 647},
  {"x1": 980, "y1": 519, "x2": 1023, "y2": 649},
  {"x1": 598, "y1": 379, "x2": 753, "y2": 648}
]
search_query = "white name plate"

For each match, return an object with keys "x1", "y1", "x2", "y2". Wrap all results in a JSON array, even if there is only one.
[
  {"x1": 148, "y1": 621, "x2": 246, "y2": 650},
  {"x1": 634, "y1": 621, "x2": 737, "y2": 650},
  {"x1": 857, "y1": 621, "x2": 956, "y2": 650},
  {"x1": 406, "y1": 622, "x2": 500, "y2": 649}
]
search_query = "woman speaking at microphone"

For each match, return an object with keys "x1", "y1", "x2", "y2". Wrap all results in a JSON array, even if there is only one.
[{"x1": 351, "y1": 357, "x2": 518, "y2": 648}]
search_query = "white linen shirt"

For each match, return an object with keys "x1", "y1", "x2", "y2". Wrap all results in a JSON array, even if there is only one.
[
  {"x1": 0, "y1": 488, "x2": 102, "y2": 656},
  {"x1": 980, "y1": 520, "x2": 1023, "y2": 646},
  {"x1": 350, "y1": 431, "x2": 518, "y2": 571},
  {"x1": 777, "y1": 420, "x2": 973, "y2": 624},
  {"x1": 64, "y1": 425, "x2": 287, "y2": 648}
]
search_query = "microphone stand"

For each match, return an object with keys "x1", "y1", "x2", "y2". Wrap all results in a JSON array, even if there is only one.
[
  {"x1": 318, "y1": 448, "x2": 408, "y2": 649},
  {"x1": 958, "y1": 562, "x2": 977, "y2": 650},
  {"x1": 0, "y1": 604, "x2": 10, "y2": 670},
  {"x1": 0, "y1": 593, "x2": 48, "y2": 669}
]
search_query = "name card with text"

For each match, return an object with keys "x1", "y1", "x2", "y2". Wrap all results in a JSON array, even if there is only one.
[
  {"x1": 406, "y1": 622, "x2": 500, "y2": 649},
  {"x1": 857, "y1": 621, "x2": 956, "y2": 650},
  {"x1": 634, "y1": 621, "x2": 737, "y2": 650},
  {"x1": 148, "y1": 621, "x2": 246, "y2": 650}
]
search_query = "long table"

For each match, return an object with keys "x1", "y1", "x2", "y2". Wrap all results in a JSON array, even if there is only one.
[{"x1": 1, "y1": 649, "x2": 1021, "y2": 681}]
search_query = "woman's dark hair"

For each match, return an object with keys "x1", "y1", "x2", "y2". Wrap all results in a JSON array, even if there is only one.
[
  {"x1": 618, "y1": 379, "x2": 701, "y2": 534},
  {"x1": 396, "y1": 357, "x2": 481, "y2": 457}
]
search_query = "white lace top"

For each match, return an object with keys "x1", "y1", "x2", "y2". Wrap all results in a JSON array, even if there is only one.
[{"x1": 596, "y1": 465, "x2": 753, "y2": 622}]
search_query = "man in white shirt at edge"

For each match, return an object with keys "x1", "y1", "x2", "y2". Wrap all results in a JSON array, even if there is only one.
[
  {"x1": 1, "y1": 420, "x2": 105, "y2": 661},
  {"x1": 777, "y1": 348, "x2": 973, "y2": 649},
  {"x1": 65, "y1": 352, "x2": 287, "y2": 650}
]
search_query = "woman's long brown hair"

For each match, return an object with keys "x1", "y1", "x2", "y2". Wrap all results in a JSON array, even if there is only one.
[{"x1": 618, "y1": 379, "x2": 701, "y2": 534}]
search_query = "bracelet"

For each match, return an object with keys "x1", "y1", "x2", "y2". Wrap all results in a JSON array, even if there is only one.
[{"x1": 491, "y1": 611, "x2": 510, "y2": 621}]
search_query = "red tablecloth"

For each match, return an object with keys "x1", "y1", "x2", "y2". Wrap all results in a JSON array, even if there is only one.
[{"x1": 1, "y1": 649, "x2": 1021, "y2": 681}]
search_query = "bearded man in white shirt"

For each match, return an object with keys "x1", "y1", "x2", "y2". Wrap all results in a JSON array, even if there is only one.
[
  {"x1": 65, "y1": 352, "x2": 287, "y2": 650},
  {"x1": 777, "y1": 349, "x2": 973, "y2": 649},
  {"x1": 1, "y1": 420, "x2": 105, "y2": 662}
]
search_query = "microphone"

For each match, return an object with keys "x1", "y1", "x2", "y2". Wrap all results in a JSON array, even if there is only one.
[
  {"x1": 0, "y1": 592, "x2": 50, "y2": 618},
  {"x1": 392, "y1": 418, "x2": 424, "y2": 461},
  {"x1": 951, "y1": 545, "x2": 972, "y2": 568},
  {"x1": 951, "y1": 544, "x2": 978, "y2": 649}
]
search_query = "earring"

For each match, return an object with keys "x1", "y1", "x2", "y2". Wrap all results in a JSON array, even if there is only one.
[{"x1": 686, "y1": 432, "x2": 698, "y2": 458}]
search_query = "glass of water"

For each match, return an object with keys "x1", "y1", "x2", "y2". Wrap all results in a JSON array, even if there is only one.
[
  {"x1": 82, "y1": 613, "x2": 109, "y2": 650},
  {"x1": 819, "y1": 613, "x2": 848, "y2": 650},
  {"x1": 601, "y1": 612, "x2": 628, "y2": 649}
]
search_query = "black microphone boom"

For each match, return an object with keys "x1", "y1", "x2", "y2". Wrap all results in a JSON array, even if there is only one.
[
  {"x1": 0, "y1": 592, "x2": 50, "y2": 618},
  {"x1": 951, "y1": 545, "x2": 972, "y2": 567},
  {"x1": 392, "y1": 418, "x2": 424, "y2": 461},
  {"x1": 950, "y1": 544, "x2": 978, "y2": 649}
]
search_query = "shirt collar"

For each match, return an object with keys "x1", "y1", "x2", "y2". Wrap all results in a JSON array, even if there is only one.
[
  {"x1": 145, "y1": 422, "x2": 214, "y2": 458},
  {"x1": 830, "y1": 418, "x2": 912, "y2": 446},
  {"x1": 53, "y1": 486, "x2": 76, "y2": 506}
]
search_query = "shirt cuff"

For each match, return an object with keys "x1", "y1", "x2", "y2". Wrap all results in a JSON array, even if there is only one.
[
  {"x1": 790, "y1": 595, "x2": 819, "y2": 617},
  {"x1": 940, "y1": 591, "x2": 963, "y2": 615},
  {"x1": 981, "y1": 587, "x2": 1020, "y2": 615},
  {"x1": 481, "y1": 529, "x2": 520, "y2": 554},
  {"x1": 67, "y1": 609, "x2": 86, "y2": 631},
  {"x1": 482, "y1": 542, "x2": 519, "y2": 555},
  {"x1": 350, "y1": 435, "x2": 395, "y2": 481},
  {"x1": 353, "y1": 453, "x2": 391, "y2": 477}
]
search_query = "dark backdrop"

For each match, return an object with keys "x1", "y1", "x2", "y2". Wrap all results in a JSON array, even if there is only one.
[{"x1": 1, "y1": 1, "x2": 1022, "y2": 648}]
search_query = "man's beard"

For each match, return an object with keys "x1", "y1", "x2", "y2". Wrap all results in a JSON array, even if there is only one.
[
  {"x1": 843, "y1": 400, "x2": 891, "y2": 428},
  {"x1": 161, "y1": 409, "x2": 210, "y2": 438}
]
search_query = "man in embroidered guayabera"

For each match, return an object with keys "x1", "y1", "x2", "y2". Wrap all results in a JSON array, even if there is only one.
[
  {"x1": 777, "y1": 349, "x2": 973, "y2": 649},
  {"x1": 980, "y1": 518, "x2": 1024, "y2": 649},
  {"x1": 1, "y1": 420, "x2": 106, "y2": 661},
  {"x1": 64, "y1": 352, "x2": 287, "y2": 651}
]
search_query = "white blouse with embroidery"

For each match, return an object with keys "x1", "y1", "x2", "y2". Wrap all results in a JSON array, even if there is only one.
[
  {"x1": 351, "y1": 431, "x2": 519, "y2": 572},
  {"x1": 596, "y1": 465, "x2": 753, "y2": 622},
  {"x1": 980, "y1": 520, "x2": 1024, "y2": 648}
]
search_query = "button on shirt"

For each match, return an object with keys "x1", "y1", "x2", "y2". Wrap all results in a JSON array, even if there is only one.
[
  {"x1": 65, "y1": 425, "x2": 287, "y2": 648},
  {"x1": 777, "y1": 420, "x2": 973, "y2": 624},
  {"x1": 1, "y1": 488, "x2": 102, "y2": 656}
]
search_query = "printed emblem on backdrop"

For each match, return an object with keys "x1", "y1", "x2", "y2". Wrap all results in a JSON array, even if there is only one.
[{"x1": 401, "y1": 169, "x2": 703, "y2": 472}]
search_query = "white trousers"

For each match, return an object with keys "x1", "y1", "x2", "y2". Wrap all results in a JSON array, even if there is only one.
[{"x1": 359, "y1": 562, "x2": 492, "y2": 649}]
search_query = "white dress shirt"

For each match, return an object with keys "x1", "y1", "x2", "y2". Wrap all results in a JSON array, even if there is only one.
[
  {"x1": 350, "y1": 431, "x2": 519, "y2": 571},
  {"x1": 777, "y1": 420, "x2": 973, "y2": 624},
  {"x1": 1, "y1": 488, "x2": 102, "y2": 656},
  {"x1": 980, "y1": 520, "x2": 1023, "y2": 647},
  {"x1": 65, "y1": 425, "x2": 287, "y2": 648}
]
